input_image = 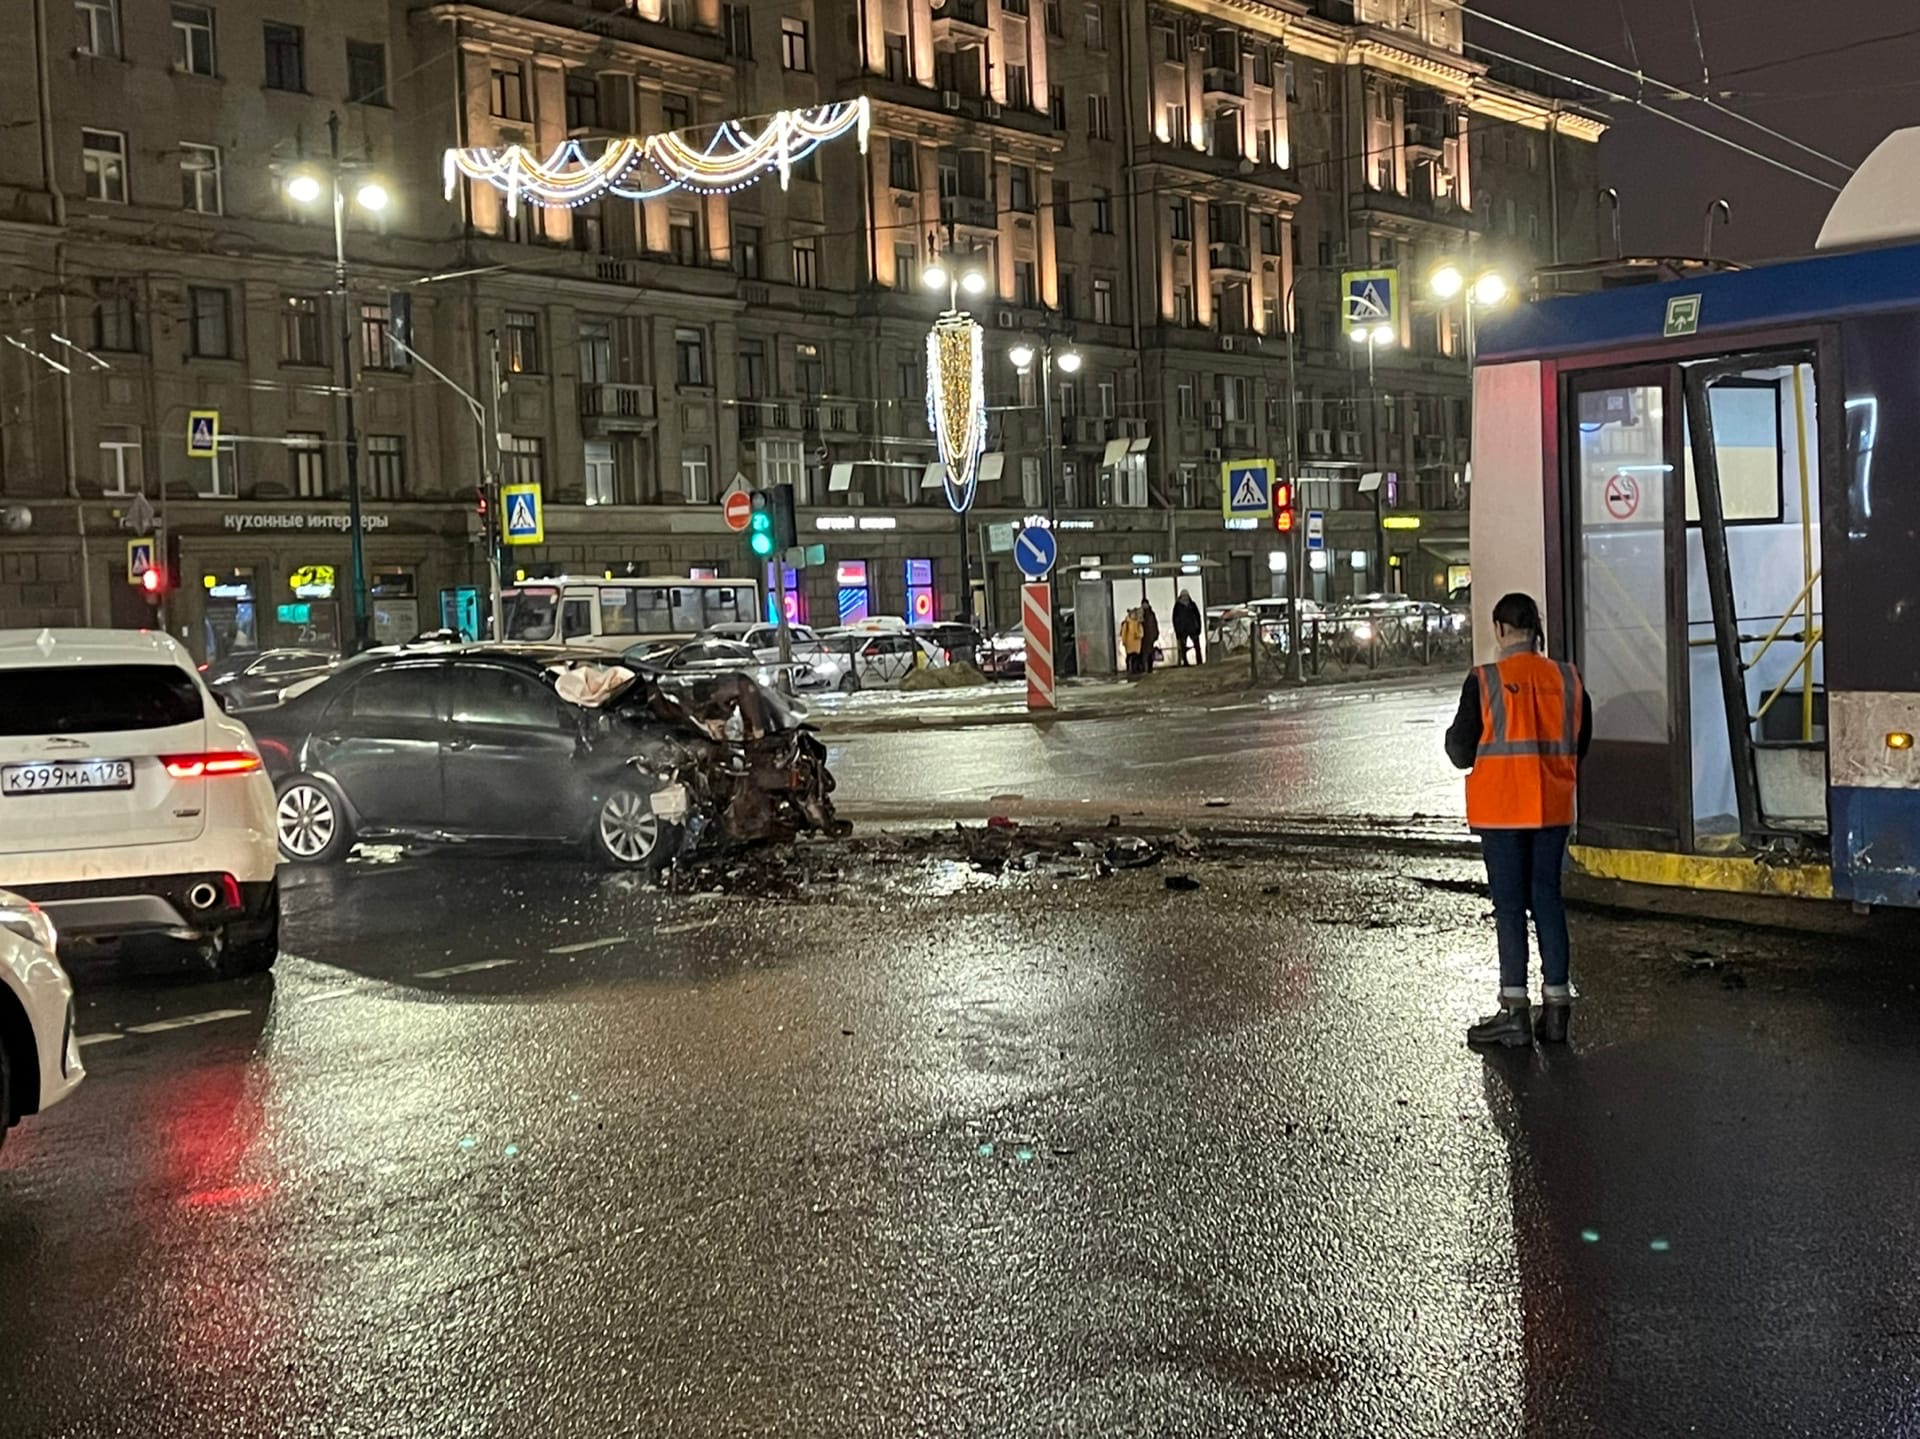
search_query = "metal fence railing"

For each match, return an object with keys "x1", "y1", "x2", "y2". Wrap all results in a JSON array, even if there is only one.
[{"x1": 1247, "y1": 606, "x2": 1473, "y2": 682}]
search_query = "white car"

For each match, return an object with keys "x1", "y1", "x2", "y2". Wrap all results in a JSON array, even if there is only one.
[
  {"x1": 814, "y1": 629, "x2": 946, "y2": 691},
  {"x1": 0, "y1": 889, "x2": 83, "y2": 1154},
  {"x1": 0, "y1": 629, "x2": 280, "y2": 977}
]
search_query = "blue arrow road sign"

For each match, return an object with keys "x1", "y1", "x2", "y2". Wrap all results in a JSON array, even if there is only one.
[{"x1": 1014, "y1": 525, "x2": 1057, "y2": 581}]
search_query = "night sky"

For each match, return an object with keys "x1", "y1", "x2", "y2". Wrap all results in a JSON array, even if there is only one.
[{"x1": 1468, "y1": 0, "x2": 1920, "y2": 261}]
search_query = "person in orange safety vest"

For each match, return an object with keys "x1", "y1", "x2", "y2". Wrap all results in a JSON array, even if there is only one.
[{"x1": 1445, "y1": 592, "x2": 1593, "y2": 1049}]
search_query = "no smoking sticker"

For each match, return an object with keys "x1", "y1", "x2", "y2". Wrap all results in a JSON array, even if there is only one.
[{"x1": 1604, "y1": 472, "x2": 1640, "y2": 520}]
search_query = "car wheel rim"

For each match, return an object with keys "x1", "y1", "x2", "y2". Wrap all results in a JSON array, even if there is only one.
[
  {"x1": 277, "y1": 784, "x2": 336, "y2": 858},
  {"x1": 600, "y1": 791, "x2": 660, "y2": 864}
]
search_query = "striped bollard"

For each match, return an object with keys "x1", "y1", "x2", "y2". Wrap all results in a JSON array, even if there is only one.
[{"x1": 1023, "y1": 582, "x2": 1055, "y2": 712}]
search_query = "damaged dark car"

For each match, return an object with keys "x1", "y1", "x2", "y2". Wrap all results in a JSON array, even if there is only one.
[{"x1": 246, "y1": 646, "x2": 842, "y2": 871}]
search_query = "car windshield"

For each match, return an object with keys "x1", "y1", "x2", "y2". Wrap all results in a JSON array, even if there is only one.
[
  {"x1": 0, "y1": 663, "x2": 202, "y2": 734},
  {"x1": 201, "y1": 652, "x2": 257, "y2": 683},
  {"x1": 501, "y1": 589, "x2": 559, "y2": 641}
]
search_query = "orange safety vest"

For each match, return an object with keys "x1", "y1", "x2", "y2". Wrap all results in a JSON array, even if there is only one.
[{"x1": 1465, "y1": 650, "x2": 1585, "y2": 830}]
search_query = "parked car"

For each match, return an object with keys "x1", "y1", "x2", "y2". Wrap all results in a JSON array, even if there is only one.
[
  {"x1": 707, "y1": 621, "x2": 829, "y2": 662},
  {"x1": 977, "y1": 625, "x2": 1028, "y2": 680},
  {"x1": 0, "y1": 888, "x2": 83, "y2": 1156},
  {"x1": 0, "y1": 629, "x2": 280, "y2": 977},
  {"x1": 247, "y1": 648, "x2": 840, "y2": 871},
  {"x1": 624, "y1": 637, "x2": 806, "y2": 694},
  {"x1": 200, "y1": 647, "x2": 339, "y2": 711},
  {"x1": 814, "y1": 629, "x2": 944, "y2": 692}
]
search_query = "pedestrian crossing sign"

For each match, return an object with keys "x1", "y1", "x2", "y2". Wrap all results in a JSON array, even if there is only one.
[
  {"x1": 1220, "y1": 458, "x2": 1275, "y2": 523},
  {"x1": 500, "y1": 482, "x2": 544, "y2": 545},
  {"x1": 1342, "y1": 269, "x2": 1400, "y2": 333},
  {"x1": 126, "y1": 537, "x2": 155, "y2": 582},
  {"x1": 186, "y1": 409, "x2": 219, "y2": 459}
]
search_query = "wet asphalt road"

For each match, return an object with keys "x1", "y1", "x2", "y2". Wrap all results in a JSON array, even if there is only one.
[
  {"x1": 823, "y1": 676, "x2": 1465, "y2": 825},
  {"x1": 5, "y1": 833, "x2": 1918, "y2": 1438}
]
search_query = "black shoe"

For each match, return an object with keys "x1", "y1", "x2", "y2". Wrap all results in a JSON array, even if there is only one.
[
  {"x1": 1467, "y1": 1003, "x2": 1533, "y2": 1049},
  {"x1": 1537, "y1": 1002, "x2": 1570, "y2": 1044}
]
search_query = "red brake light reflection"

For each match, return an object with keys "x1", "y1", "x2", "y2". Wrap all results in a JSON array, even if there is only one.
[{"x1": 162, "y1": 752, "x2": 264, "y2": 779}]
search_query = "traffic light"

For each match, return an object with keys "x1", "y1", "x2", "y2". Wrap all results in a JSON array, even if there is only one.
[
  {"x1": 474, "y1": 484, "x2": 489, "y2": 520},
  {"x1": 1273, "y1": 480, "x2": 1296, "y2": 534},
  {"x1": 748, "y1": 492, "x2": 776, "y2": 559},
  {"x1": 768, "y1": 482, "x2": 797, "y2": 553},
  {"x1": 140, "y1": 564, "x2": 170, "y2": 605}
]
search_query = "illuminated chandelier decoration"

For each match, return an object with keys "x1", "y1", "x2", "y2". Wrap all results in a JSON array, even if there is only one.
[
  {"x1": 927, "y1": 314, "x2": 988, "y2": 514},
  {"x1": 444, "y1": 99, "x2": 871, "y2": 213}
]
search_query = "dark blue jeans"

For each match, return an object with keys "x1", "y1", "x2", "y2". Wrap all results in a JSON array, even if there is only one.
[{"x1": 1477, "y1": 826, "x2": 1572, "y2": 993}]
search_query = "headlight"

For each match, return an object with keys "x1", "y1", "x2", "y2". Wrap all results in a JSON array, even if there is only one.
[
  {"x1": 1353, "y1": 622, "x2": 1374, "y2": 642},
  {"x1": 0, "y1": 900, "x2": 58, "y2": 955}
]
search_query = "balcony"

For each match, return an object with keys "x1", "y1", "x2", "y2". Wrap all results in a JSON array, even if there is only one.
[
  {"x1": 1202, "y1": 67, "x2": 1244, "y2": 97},
  {"x1": 851, "y1": 75, "x2": 1058, "y2": 140},
  {"x1": 1405, "y1": 122, "x2": 1447, "y2": 156},
  {"x1": 1207, "y1": 241, "x2": 1251, "y2": 274},
  {"x1": 931, "y1": 0, "x2": 989, "y2": 34},
  {"x1": 578, "y1": 382, "x2": 657, "y2": 436},
  {"x1": 939, "y1": 193, "x2": 998, "y2": 232},
  {"x1": 1142, "y1": 140, "x2": 1301, "y2": 198},
  {"x1": 1351, "y1": 183, "x2": 1479, "y2": 230},
  {"x1": 737, "y1": 400, "x2": 802, "y2": 436}
]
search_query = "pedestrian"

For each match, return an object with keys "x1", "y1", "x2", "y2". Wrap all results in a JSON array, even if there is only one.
[
  {"x1": 1120, "y1": 607, "x2": 1144, "y2": 677},
  {"x1": 1446, "y1": 592, "x2": 1593, "y2": 1048},
  {"x1": 1140, "y1": 599, "x2": 1161, "y2": 673},
  {"x1": 1172, "y1": 590, "x2": 1202, "y2": 666}
]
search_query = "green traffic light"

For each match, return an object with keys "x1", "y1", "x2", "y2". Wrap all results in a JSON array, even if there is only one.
[{"x1": 749, "y1": 530, "x2": 774, "y2": 558}]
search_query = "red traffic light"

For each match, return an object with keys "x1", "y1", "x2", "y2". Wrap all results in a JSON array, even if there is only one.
[
  {"x1": 141, "y1": 566, "x2": 164, "y2": 594},
  {"x1": 1272, "y1": 480, "x2": 1295, "y2": 533}
]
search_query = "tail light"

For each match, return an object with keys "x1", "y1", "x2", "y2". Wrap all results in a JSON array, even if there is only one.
[{"x1": 162, "y1": 752, "x2": 264, "y2": 779}]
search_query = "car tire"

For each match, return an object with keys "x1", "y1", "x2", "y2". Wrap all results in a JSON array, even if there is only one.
[
  {"x1": 837, "y1": 673, "x2": 859, "y2": 694},
  {"x1": 590, "y1": 786, "x2": 682, "y2": 873},
  {"x1": 275, "y1": 774, "x2": 353, "y2": 864},
  {"x1": 216, "y1": 882, "x2": 280, "y2": 978}
]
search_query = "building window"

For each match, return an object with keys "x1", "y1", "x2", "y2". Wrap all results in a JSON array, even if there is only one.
[
  {"x1": 365, "y1": 435, "x2": 405, "y2": 499},
  {"x1": 1052, "y1": 179, "x2": 1072, "y2": 230},
  {"x1": 1057, "y1": 267, "x2": 1076, "y2": 319},
  {"x1": 792, "y1": 235, "x2": 818, "y2": 289},
  {"x1": 738, "y1": 338, "x2": 767, "y2": 398},
  {"x1": 1085, "y1": 4, "x2": 1105, "y2": 50},
  {"x1": 674, "y1": 327, "x2": 707, "y2": 386},
  {"x1": 490, "y1": 64, "x2": 527, "y2": 121},
  {"x1": 1092, "y1": 276, "x2": 1114, "y2": 325},
  {"x1": 1048, "y1": 84, "x2": 1067, "y2": 130},
  {"x1": 1008, "y1": 164, "x2": 1033, "y2": 213},
  {"x1": 883, "y1": 31, "x2": 908, "y2": 81},
  {"x1": 1013, "y1": 260, "x2": 1036, "y2": 308},
  {"x1": 288, "y1": 431, "x2": 328, "y2": 497},
  {"x1": 501, "y1": 436, "x2": 544, "y2": 488},
  {"x1": 172, "y1": 4, "x2": 214, "y2": 75},
  {"x1": 1165, "y1": 103, "x2": 1189, "y2": 146},
  {"x1": 1097, "y1": 379, "x2": 1115, "y2": 419},
  {"x1": 577, "y1": 318, "x2": 612, "y2": 386},
  {"x1": 76, "y1": 0, "x2": 119, "y2": 56},
  {"x1": 1045, "y1": 0, "x2": 1063, "y2": 36},
  {"x1": 565, "y1": 72, "x2": 599, "y2": 131},
  {"x1": 81, "y1": 129, "x2": 127, "y2": 204},
  {"x1": 263, "y1": 22, "x2": 305, "y2": 91},
  {"x1": 893, "y1": 243, "x2": 918, "y2": 292},
  {"x1": 282, "y1": 294, "x2": 323, "y2": 365},
  {"x1": 661, "y1": 91, "x2": 692, "y2": 133},
  {"x1": 346, "y1": 40, "x2": 386, "y2": 105},
  {"x1": 1258, "y1": 212, "x2": 1279, "y2": 254},
  {"x1": 91, "y1": 279, "x2": 140, "y2": 352},
  {"x1": 735, "y1": 224, "x2": 762, "y2": 278},
  {"x1": 723, "y1": 4, "x2": 752, "y2": 58},
  {"x1": 503, "y1": 309, "x2": 541, "y2": 374},
  {"x1": 179, "y1": 143, "x2": 222, "y2": 214},
  {"x1": 189, "y1": 286, "x2": 231, "y2": 358},
  {"x1": 1086, "y1": 93, "x2": 1112, "y2": 139},
  {"x1": 758, "y1": 436, "x2": 804, "y2": 490},
  {"x1": 780, "y1": 16, "x2": 810, "y2": 71},
  {"x1": 681, "y1": 444, "x2": 712, "y2": 503},
  {"x1": 1092, "y1": 187, "x2": 1113, "y2": 233},
  {"x1": 99, "y1": 426, "x2": 143, "y2": 495},
  {"x1": 357, "y1": 301, "x2": 393, "y2": 369},
  {"x1": 1169, "y1": 198, "x2": 1191, "y2": 241},
  {"x1": 889, "y1": 138, "x2": 917, "y2": 190},
  {"x1": 584, "y1": 439, "x2": 617, "y2": 506},
  {"x1": 1006, "y1": 63, "x2": 1030, "y2": 110},
  {"x1": 1176, "y1": 380, "x2": 1195, "y2": 422},
  {"x1": 896, "y1": 358, "x2": 922, "y2": 402},
  {"x1": 668, "y1": 209, "x2": 699, "y2": 264},
  {"x1": 1173, "y1": 284, "x2": 1194, "y2": 326}
]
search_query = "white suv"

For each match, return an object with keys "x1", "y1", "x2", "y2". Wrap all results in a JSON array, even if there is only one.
[
  {"x1": 0, "y1": 888, "x2": 83, "y2": 1154},
  {"x1": 0, "y1": 629, "x2": 280, "y2": 977}
]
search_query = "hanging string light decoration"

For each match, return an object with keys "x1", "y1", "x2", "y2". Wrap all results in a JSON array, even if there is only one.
[
  {"x1": 927, "y1": 315, "x2": 987, "y2": 515},
  {"x1": 444, "y1": 99, "x2": 870, "y2": 213}
]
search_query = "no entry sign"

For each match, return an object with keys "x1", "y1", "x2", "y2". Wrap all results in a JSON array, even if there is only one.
[{"x1": 723, "y1": 490, "x2": 753, "y2": 532}]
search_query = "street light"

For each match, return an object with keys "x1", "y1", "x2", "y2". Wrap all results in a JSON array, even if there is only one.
[
  {"x1": 1471, "y1": 272, "x2": 1509, "y2": 307},
  {"x1": 1009, "y1": 330, "x2": 1081, "y2": 654},
  {"x1": 283, "y1": 111, "x2": 389, "y2": 654},
  {"x1": 1427, "y1": 263, "x2": 1512, "y2": 362}
]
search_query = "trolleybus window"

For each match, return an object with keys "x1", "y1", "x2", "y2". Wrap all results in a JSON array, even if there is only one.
[{"x1": 502, "y1": 589, "x2": 556, "y2": 641}]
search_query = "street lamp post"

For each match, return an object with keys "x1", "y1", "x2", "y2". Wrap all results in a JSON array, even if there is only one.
[
  {"x1": 923, "y1": 249, "x2": 989, "y2": 625},
  {"x1": 1428, "y1": 262, "x2": 1511, "y2": 524},
  {"x1": 286, "y1": 112, "x2": 388, "y2": 654},
  {"x1": 1009, "y1": 333, "x2": 1081, "y2": 646}
]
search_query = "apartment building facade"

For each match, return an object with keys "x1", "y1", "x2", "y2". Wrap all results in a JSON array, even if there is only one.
[{"x1": 0, "y1": 0, "x2": 1599, "y2": 654}]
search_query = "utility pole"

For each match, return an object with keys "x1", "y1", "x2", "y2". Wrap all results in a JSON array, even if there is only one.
[
  {"x1": 328, "y1": 111, "x2": 370, "y2": 653},
  {"x1": 487, "y1": 330, "x2": 505, "y2": 639}
]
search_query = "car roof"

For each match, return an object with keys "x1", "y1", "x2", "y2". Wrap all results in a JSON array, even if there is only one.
[{"x1": 0, "y1": 627, "x2": 192, "y2": 671}]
